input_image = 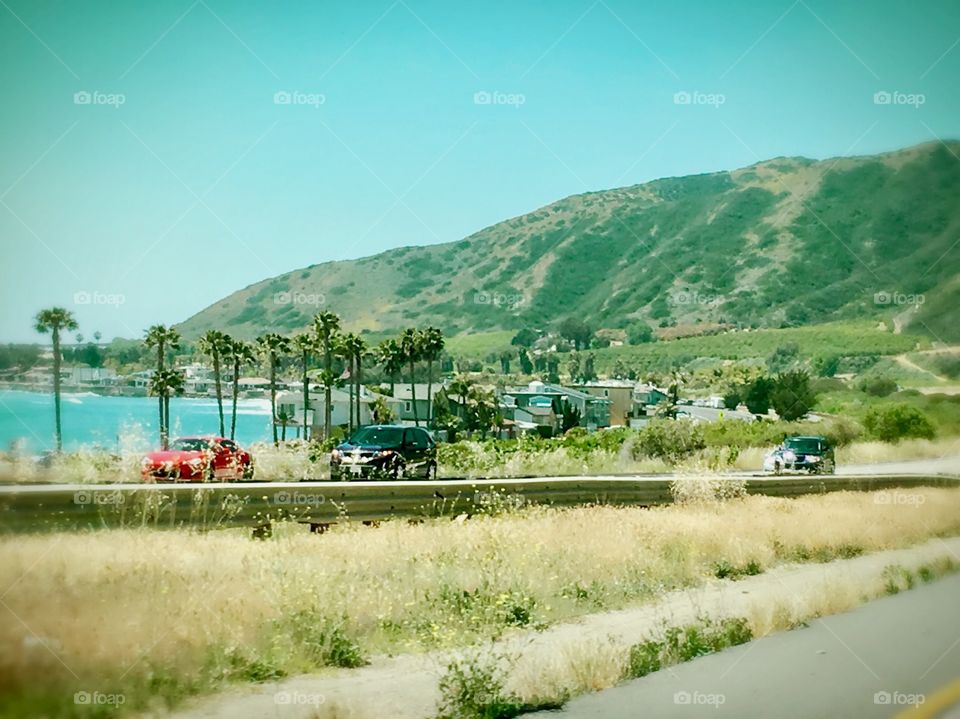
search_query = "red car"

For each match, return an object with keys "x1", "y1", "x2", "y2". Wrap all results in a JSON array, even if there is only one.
[{"x1": 141, "y1": 436, "x2": 254, "y2": 482}]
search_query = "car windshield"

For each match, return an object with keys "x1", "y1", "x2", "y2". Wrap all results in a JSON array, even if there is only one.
[
  {"x1": 348, "y1": 427, "x2": 403, "y2": 446},
  {"x1": 784, "y1": 438, "x2": 823, "y2": 454},
  {"x1": 170, "y1": 438, "x2": 211, "y2": 451}
]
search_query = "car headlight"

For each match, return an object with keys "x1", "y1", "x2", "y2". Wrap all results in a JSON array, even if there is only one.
[
  {"x1": 331, "y1": 449, "x2": 341, "y2": 460},
  {"x1": 783, "y1": 451, "x2": 796, "y2": 461},
  {"x1": 377, "y1": 449, "x2": 394, "y2": 458},
  {"x1": 805, "y1": 455, "x2": 820, "y2": 462}
]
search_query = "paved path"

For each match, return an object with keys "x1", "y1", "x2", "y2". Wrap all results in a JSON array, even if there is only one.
[{"x1": 530, "y1": 573, "x2": 960, "y2": 719}]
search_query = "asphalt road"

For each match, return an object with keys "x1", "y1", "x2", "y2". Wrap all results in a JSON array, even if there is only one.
[
  {"x1": 1, "y1": 456, "x2": 956, "y2": 494},
  {"x1": 530, "y1": 573, "x2": 960, "y2": 719}
]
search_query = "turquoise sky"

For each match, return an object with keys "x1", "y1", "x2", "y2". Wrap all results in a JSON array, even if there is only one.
[{"x1": 1, "y1": 0, "x2": 958, "y2": 342}]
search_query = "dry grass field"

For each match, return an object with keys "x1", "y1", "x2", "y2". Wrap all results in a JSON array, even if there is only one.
[{"x1": 2, "y1": 487, "x2": 960, "y2": 716}]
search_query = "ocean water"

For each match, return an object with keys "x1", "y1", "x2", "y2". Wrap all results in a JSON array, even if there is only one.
[{"x1": 0, "y1": 390, "x2": 274, "y2": 453}]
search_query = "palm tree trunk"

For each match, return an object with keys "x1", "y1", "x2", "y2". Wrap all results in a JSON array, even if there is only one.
[
  {"x1": 230, "y1": 359, "x2": 239, "y2": 440},
  {"x1": 52, "y1": 328, "x2": 62, "y2": 452},
  {"x1": 426, "y1": 359, "x2": 433, "y2": 428},
  {"x1": 157, "y1": 345, "x2": 167, "y2": 449},
  {"x1": 301, "y1": 349, "x2": 310, "y2": 442},
  {"x1": 348, "y1": 359, "x2": 354, "y2": 433},
  {"x1": 270, "y1": 359, "x2": 278, "y2": 446},
  {"x1": 214, "y1": 353, "x2": 224, "y2": 437},
  {"x1": 355, "y1": 358, "x2": 363, "y2": 427},
  {"x1": 323, "y1": 346, "x2": 332, "y2": 439},
  {"x1": 164, "y1": 394, "x2": 171, "y2": 447},
  {"x1": 410, "y1": 360, "x2": 419, "y2": 426}
]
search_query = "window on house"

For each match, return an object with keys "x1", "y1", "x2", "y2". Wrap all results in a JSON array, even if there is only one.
[{"x1": 404, "y1": 401, "x2": 411, "y2": 412}]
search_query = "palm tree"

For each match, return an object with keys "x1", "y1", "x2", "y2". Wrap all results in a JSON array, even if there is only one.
[
  {"x1": 198, "y1": 330, "x2": 231, "y2": 436},
  {"x1": 276, "y1": 406, "x2": 294, "y2": 442},
  {"x1": 143, "y1": 325, "x2": 181, "y2": 449},
  {"x1": 376, "y1": 339, "x2": 404, "y2": 396},
  {"x1": 292, "y1": 333, "x2": 316, "y2": 441},
  {"x1": 149, "y1": 368, "x2": 186, "y2": 444},
  {"x1": 399, "y1": 328, "x2": 423, "y2": 426},
  {"x1": 341, "y1": 333, "x2": 367, "y2": 431},
  {"x1": 34, "y1": 307, "x2": 78, "y2": 452},
  {"x1": 227, "y1": 339, "x2": 256, "y2": 440},
  {"x1": 312, "y1": 312, "x2": 341, "y2": 440},
  {"x1": 420, "y1": 327, "x2": 444, "y2": 427},
  {"x1": 257, "y1": 333, "x2": 290, "y2": 446},
  {"x1": 448, "y1": 376, "x2": 472, "y2": 425}
]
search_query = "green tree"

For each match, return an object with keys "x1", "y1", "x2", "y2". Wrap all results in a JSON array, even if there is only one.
[
  {"x1": 143, "y1": 324, "x2": 180, "y2": 449},
  {"x1": 312, "y1": 312, "x2": 341, "y2": 439},
  {"x1": 375, "y1": 339, "x2": 404, "y2": 396},
  {"x1": 149, "y1": 368, "x2": 185, "y2": 446},
  {"x1": 627, "y1": 321, "x2": 655, "y2": 345},
  {"x1": 499, "y1": 351, "x2": 511, "y2": 374},
  {"x1": 582, "y1": 353, "x2": 597, "y2": 382},
  {"x1": 518, "y1": 349, "x2": 533, "y2": 375},
  {"x1": 257, "y1": 333, "x2": 290, "y2": 446},
  {"x1": 559, "y1": 317, "x2": 592, "y2": 350},
  {"x1": 34, "y1": 308, "x2": 78, "y2": 452},
  {"x1": 448, "y1": 376, "x2": 472, "y2": 425},
  {"x1": 510, "y1": 328, "x2": 539, "y2": 348},
  {"x1": 400, "y1": 328, "x2": 423, "y2": 426},
  {"x1": 340, "y1": 333, "x2": 368, "y2": 432},
  {"x1": 292, "y1": 333, "x2": 316, "y2": 440},
  {"x1": 745, "y1": 376, "x2": 773, "y2": 416},
  {"x1": 771, "y1": 370, "x2": 816, "y2": 422},
  {"x1": 198, "y1": 330, "x2": 231, "y2": 437},
  {"x1": 227, "y1": 339, "x2": 256, "y2": 440},
  {"x1": 420, "y1": 326, "x2": 444, "y2": 427},
  {"x1": 767, "y1": 343, "x2": 800, "y2": 373},
  {"x1": 864, "y1": 403, "x2": 935, "y2": 442},
  {"x1": 371, "y1": 395, "x2": 396, "y2": 424}
]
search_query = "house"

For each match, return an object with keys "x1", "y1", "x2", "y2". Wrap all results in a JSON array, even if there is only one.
[
  {"x1": 502, "y1": 381, "x2": 611, "y2": 429},
  {"x1": 570, "y1": 379, "x2": 636, "y2": 427},
  {"x1": 276, "y1": 386, "x2": 404, "y2": 437},
  {"x1": 634, "y1": 383, "x2": 669, "y2": 408},
  {"x1": 388, "y1": 383, "x2": 445, "y2": 424}
]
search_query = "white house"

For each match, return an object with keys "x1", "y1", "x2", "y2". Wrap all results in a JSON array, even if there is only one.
[{"x1": 275, "y1": 386, "x2": 404, "y2": 436}]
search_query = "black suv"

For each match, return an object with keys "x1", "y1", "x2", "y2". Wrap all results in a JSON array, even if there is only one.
[
  {"x1": 765, "y1": 435, "x2": 836, "y2": 474},
  {"x1": 330, "y1": 425, "x2": 438, "y2": 480}
]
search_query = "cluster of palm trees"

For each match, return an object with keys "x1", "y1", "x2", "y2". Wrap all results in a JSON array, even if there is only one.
[{"x1": 34, "y1": 304, "x2": 447, "y2": 451}]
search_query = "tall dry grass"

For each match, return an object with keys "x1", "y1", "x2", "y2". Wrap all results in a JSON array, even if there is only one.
[{"x1": 2, "y1": 487, "x2": 960, "y2": 716}]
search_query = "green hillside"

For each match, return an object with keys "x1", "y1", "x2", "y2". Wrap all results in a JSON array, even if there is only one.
[{"x1": 178, "y1": 141, "x2": 960, "y2": 343}]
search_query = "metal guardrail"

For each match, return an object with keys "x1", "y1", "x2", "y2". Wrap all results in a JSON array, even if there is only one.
[{"x1": 0, "y1": 474, "x2": 957, "y2": 534}]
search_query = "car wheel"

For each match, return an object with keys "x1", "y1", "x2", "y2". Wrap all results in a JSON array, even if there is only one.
[
  {"x1": 425, "y1": 462, "x2": 438, "y2": 480},
  {"x1": 773, "y1": 461, "x2": 782, "y2": 476},
  {"x1": 242, "y1": 461, "x2": 255, "y2": 480},
  {"x1": 390, "y1": 458, "x2": 406, "y2": 480}
]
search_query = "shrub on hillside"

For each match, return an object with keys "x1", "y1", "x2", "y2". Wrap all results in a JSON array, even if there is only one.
[
  {"x1": 632, "y1": 419, "x2": 706, "y2": 463},
  {"x1": 770, "y1": 370, "x2": 816, "y2": 422},
  {"x1": 859, "y1": 376, "x2": 898, "y2": 397},
  {"x1": 864, "y1": 404, "x2": 936, "y2": 442}
]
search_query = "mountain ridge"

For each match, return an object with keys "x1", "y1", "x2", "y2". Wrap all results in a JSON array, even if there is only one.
[{"x1": 178, "y1": 140, "x2": 960, "y2": 343}]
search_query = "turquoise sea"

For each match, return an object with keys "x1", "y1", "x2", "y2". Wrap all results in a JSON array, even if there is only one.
[{"x1": 0, "y1": 390, "x2": 274, "y2": 453}]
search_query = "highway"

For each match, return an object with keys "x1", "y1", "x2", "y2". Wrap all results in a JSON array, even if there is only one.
[{"x1": 529, "y1": 572, "x2": 960, "y2": 719}]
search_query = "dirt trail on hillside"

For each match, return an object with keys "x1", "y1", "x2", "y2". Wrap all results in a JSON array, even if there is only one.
[{"x1": 161, "y1": 537, "x2": 960, "y2": 719}]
